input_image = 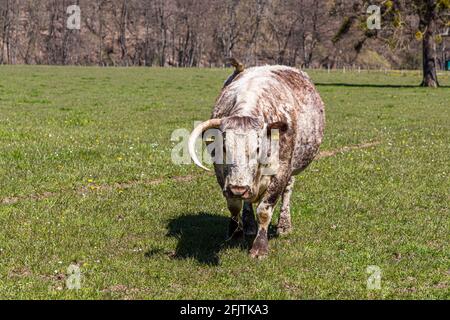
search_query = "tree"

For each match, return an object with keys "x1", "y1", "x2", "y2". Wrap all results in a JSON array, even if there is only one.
[
  {"x1": 0, "y1": 0, "x2": 15, "y2": 64},
  {"x1": 416, "y1": 0, "x2": 448, "y2": 87},
  {"x1": 0, "y1": 0, "x2": 445, "y2": 69},
  {"x1": 332, "y1": 0, "x2": 450, "y2": 87}
]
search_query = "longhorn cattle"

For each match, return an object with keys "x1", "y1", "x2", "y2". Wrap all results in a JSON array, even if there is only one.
[{"x1": 188, "y1": 61, "x2": 325, "y2": 258}]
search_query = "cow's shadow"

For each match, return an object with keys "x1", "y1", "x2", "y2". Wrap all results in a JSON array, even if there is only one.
[
  {"x1": 159, "y1": 212, "x2": 245, "y2": 265},
  {"x1": 145, "y1": 212, "x2": 279, "y2": 266}
]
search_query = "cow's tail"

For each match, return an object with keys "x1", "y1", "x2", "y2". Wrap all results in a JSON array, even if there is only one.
[
  {"x1": 224, "y1": 58, "x2": 245, "y2": 87},
  {"x1": 227, "y1": 58, "x2": 244, "y2": 73}
]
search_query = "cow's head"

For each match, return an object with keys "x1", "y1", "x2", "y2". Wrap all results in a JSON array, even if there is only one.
[{"x1": 188, "y1": 116, "x2": 286, "y2": 201}]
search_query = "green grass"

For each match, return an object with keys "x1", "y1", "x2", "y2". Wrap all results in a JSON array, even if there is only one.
[{"x1": 0, "y1": 66, "x2": 448, "y2": 299}]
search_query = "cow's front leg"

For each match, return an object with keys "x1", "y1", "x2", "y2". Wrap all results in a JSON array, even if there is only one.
[
  {"x1": 249, "y1": 201, "x2": 275, "y2": 259},
  {"x1": 242, "y1": 202, "x2": 257, "y2": 236},
  {"x1": 227, "y1": 198, "x2": 243, "y2": 240},
  {"x1": 277, "y1": 176, "x2": 295, "y2": 236},
  {"x1": 249, "y1": 170, "x2": 292, "y2": 258}
]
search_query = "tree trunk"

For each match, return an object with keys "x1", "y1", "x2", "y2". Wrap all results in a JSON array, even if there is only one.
[
  {"x1": 421, "y1": 33, "x2": 439, "y2": 87},
  {"x1": 421, "y1": 0, "x2": 439, "y2": 88},
  {"x1": 119, "y1": 0, "x2": 128, "y2": 66}
]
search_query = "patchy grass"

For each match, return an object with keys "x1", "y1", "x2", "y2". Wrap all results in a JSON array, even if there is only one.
[{"x1": 0, "y1": 66, "x2": 448, "y2": 299}]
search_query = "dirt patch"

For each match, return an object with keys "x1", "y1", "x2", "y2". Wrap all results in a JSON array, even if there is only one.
[
  {"x1": 8, "y1": 267, "x2": 32, "y2": 279},
  {"x1": 1, "y1": 191, "x2": 56, "y2": 206},
  {"x1": 101, "y1": 285, "x2": 142, "y2": 299},
  {"x1": 316, "y1": 141, "x2": 381, "y2": 159},
  {"x1": 102, "y1": 284, "x2": 130, "y2": 293}
]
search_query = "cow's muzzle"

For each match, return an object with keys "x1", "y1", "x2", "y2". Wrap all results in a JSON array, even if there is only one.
[{"x1": 226, "y1": 185, "x2": 252, "y2": 199}]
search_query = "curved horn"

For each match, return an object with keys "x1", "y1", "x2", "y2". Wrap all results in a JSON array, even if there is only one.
[{"x1": 188, "y1": 119, "x2": 222, "y2": 171}]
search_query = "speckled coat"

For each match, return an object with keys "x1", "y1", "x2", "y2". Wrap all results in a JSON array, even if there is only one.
[
  {"x1": 213, "y1": 65, "x2": 325, "y2": 188},
  {"x1": 210, "y1": 65, "x2": 325, "y2": 258}
]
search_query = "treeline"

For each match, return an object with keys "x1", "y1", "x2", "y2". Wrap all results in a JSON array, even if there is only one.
[{"x1": 0, "y1": 0, "x2": 447, "y2": 69}]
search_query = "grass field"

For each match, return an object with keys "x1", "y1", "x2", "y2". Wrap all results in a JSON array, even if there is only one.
[{"x1": 0, "y1": 66, "x2": 448, "y2": 299}]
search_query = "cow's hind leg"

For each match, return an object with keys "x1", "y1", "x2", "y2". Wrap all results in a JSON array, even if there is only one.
[
  {"x1": 277, "y1": 176, "x2": 295, "y2": 236},
  {"x1": 227, "y1": 199, "x2": 243, "y2": 240},
  {"x1": 242, "y1": 202, "x2": 257, "y2": 236}
]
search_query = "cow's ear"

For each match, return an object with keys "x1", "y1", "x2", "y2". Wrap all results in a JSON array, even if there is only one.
[{"x1": 267, "y1": 121, "x2": 288, "y2": 133}]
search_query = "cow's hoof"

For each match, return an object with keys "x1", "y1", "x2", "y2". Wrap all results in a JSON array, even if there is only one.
[
  {"x1": 249, "y1": 247, "x2": 269, "y2": 259},
  {"x1": 276, "y1": 224, "x2": 292, "y2": 236},
  {"x1": 249, "y1": 230, "x2": 269, "y2": 259}
]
